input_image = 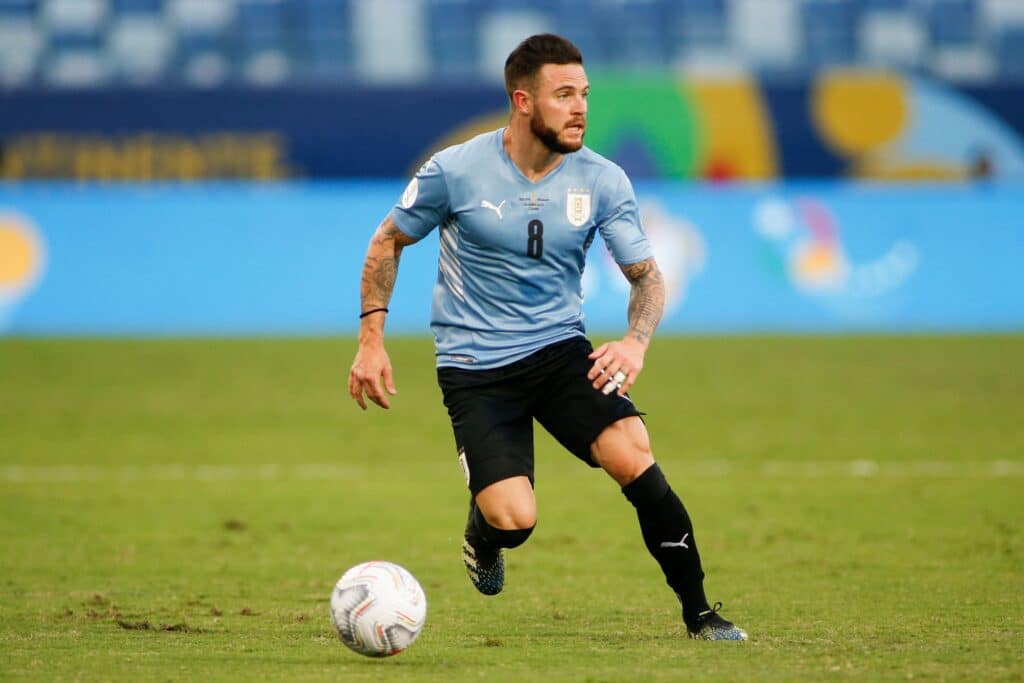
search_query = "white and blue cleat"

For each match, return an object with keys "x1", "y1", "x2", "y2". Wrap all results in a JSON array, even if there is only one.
[
  {"x1": 686, "y1": 602, "x2": 748, "y2": 641},
  {"x1": 462, "y1": 538, "x2": 505, "y2": 596}
]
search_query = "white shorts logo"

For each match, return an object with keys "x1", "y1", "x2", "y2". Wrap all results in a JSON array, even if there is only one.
[
  {"x1": 401, "y1": 177, "x2": 419, "y2": 208},
  {"x1": 457, "y1": 447, "x2": 470, "y2": 487},
  {"x1": 566, "y1": 188, "x2": 591, "y2": 227}
]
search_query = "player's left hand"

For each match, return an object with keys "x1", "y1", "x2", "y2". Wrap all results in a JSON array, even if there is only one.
[{"x1": 587, "y1": 337, "x2": 645, "y2": 396}]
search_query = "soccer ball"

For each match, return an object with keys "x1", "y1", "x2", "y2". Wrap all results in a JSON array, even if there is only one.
[{"x1": 329, "y1": 561, "x2": 427, "y2": 657}]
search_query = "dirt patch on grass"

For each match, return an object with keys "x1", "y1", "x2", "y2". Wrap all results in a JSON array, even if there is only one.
[{"x1": 116, "y1": 619, "x2": 204, "y2": 633}]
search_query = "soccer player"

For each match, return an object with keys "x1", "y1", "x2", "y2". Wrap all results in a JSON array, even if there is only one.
[{"x1": 348, "y1": 34, "x2": 747, "y2": 641}]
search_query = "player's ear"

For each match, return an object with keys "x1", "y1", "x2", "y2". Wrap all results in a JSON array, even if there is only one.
[{"x1": 512, "y1": 89, "x2": 531, "y2": 116}]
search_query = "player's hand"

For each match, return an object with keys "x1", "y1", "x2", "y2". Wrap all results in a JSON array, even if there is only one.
[
  {"x1": 587, "y1": 337, "x2": 645, "y2": 396},
  {"x1": 349, "y1": 342, "x2": 397, "y2": 410}
]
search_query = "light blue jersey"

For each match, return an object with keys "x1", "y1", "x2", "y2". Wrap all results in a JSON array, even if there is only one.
[{"x1": 389, "y1": 128, "x2": 652, "y2": 369}]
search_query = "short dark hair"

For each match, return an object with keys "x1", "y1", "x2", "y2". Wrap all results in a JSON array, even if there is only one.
[{"x1": 504, "y1": 34, "x2": 583, "y2": 101}]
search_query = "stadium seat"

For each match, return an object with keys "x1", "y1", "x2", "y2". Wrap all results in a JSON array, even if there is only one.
[
  {"x1": 236, "y1": 0, "x2": 294, "y2": 86},
  {"x1": 237, "y1": 0, "x2": 289, "y2": 49},
  {"x1": 930, "y1": 43, "x2": 996, "y2": 81},
  {"x1": 167, "y1": 0, "x2": 237, "y2": 86},
  {"x1": 549, "y1": 0, "x2": 608, "y2": 66},
  {"x1": 424, "y1": 0, "x2": 480, "y2": 80},
  {"x1": 478, "y1": 4, "x2": 552, "y2": 82},
  {"x1": 859, "y1": 3, "x2": 926, "y2": 67},
  {"x1": 669, "y1": 0, "x2": 729, "y2": 51},
  {"x1": 351, "y1": 0, "x2": 428, "y2": 83},
  {"x1": 0, "y1": 0, "x2": 39, "y2": 15},
  {"x1": 800, "y1": 0, "x2": 860, "y2": 68},
  {"x1": 106, "y1": 11, "x2": 173, "y2": 84},
  {"x1": 0, "y1": 1, "x2": 42, "y2": 86},
  {"x1": 730, "y1": 0, "x2": 799, "y2": 71},
  {"x1": 980, "y1": 0, "x2": 1024, "y2": 32},
  {"x1": 41, "y1": 32, "x2": 112, "y2": 87},
  {"x1": 670, "y1": 0, "x2": 752, "y2": 73},
  {"x1": 166, "y1": 0, "x2": 235, "y2": 33},
  {"x1": 41, "y1": 0, "x2": 108, "y2": 37},
  {"x1": 995, "y1": 27, "x2": 1024, "y2": 79},
  {"x1": 296, "y1": 0, "x2": 353, "y2": 82},
  {"x1": 172, "y1": 34, "x2": 231, "y2": 86},
  {"x1": 487, "y1": 0, "x2": 544, "y2": 10},
  {"x1": 6, "y1": 0, "x2": 1024, "y2": 88},
  {"x1": 110, "y1": 0, "x2": 163, "y2": 13},
  {"x1": 605, "y1": 0, "x2": 671, "y2": 68},
  {"x1": 425, "y1": 0, "x2": 481, "y2": 78},
  {"x1": 39, "y1": 0, "x2": 112, "y2": 86},
  {"x1": 924, "y1": 0, "x2": 980, "y2": 47},
  {"x1": 861, "y1": 0, "x2": 910, "y2": 10}
]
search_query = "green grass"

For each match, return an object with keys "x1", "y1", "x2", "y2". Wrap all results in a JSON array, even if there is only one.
[{"x1": 1, "y1": 335, "x2": 1022, "y2": 681}]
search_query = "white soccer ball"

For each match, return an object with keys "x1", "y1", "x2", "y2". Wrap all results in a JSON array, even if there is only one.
[{"x1": 329, "y1": 561, "x2": 427, "y2": 657}]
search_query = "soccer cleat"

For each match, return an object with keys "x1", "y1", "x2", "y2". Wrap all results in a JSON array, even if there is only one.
[
  {"x1": 461, "y1": 538, "x2": 504, "y2": 596},
  {"x1": 462, "y1": 499, "x2": 505, "y2": 595},
  {"x1": 686, "y1": 602, "x2": 748, "y2": 641}
]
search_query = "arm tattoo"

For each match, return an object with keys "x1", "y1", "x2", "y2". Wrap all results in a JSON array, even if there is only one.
[
  {"x1": 620, "y1": 257, "x2": 665, "y2": 347},
  {"x1": 360, "y1": 216, "x2": 418, "y2": 310}
]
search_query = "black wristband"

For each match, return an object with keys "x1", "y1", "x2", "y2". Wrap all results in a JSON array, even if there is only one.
[{"x1": 359, "y1": 307, "x2": 389, "y2": 319}]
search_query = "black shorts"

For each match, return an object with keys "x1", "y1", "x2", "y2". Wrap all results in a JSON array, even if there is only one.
[{"x1": 437, "y1": 336, "x2": 644, "y2": 495}]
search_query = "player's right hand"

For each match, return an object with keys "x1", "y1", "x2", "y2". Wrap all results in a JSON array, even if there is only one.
[{"x1": 349, "y1": 343, "x2": 397, "y2": 410}]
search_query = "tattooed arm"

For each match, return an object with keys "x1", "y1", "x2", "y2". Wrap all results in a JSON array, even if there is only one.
[
  {"x1": 586, "y1": 257, "x2": 665, "y2": 396},
  {"x1": 622, "y1": 257, "x2": 666, "y2": 348},
  {"x1": 349, "y1": 216, "x2": 420, "y2": 410}
]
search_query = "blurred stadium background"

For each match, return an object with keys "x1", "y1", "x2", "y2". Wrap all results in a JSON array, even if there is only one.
[
  {"x1": 0, "y1": 0, "x2": 1022, "y2": 335},
  {"x1": 3, "y1": 0, "x2": 1024, "y2": 88},
  {"x1": 1, "y1": 4, "x2": 1022, "y2": 679}
]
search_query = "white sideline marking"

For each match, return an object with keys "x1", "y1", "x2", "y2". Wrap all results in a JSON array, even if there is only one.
[
  {"x1": 0, "y1": 463, "x2": 364, "y2": 483},
  {"x1": 0, "y1": 460, "x2": 1022, "y2": 483}
]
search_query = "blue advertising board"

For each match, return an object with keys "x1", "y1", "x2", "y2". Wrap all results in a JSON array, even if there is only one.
[
  {"x1": 2, "y1": 76, "x2": 1024, "y2": 182},
  {"x1": 0, "y1": 182, "x2": 1021, "y2": 336}
]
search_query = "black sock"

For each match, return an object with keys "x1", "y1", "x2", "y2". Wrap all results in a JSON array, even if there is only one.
[
  {"x1": 466, "y1": 500, "x2": 534, "y2": 562},
  {"x1": 621, "y1": 463, "x2": 710, "y2": 625}
]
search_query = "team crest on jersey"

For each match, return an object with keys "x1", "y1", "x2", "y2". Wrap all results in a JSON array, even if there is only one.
[{"x1": 566, "y1": 188, "x2": 591, "y2": 227}]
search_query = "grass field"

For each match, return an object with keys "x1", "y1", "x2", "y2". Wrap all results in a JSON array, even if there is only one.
[{"x1": 1, "y1": 335, "x2": 1022, "y2": 681}]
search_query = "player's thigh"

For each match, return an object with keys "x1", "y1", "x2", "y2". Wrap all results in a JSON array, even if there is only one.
[
  {"x1": 532, "y1": 338, "x2": 643, "y2": 467},
  {"x1": 438, "y1": 368, "x2": 535, "y2": 496},
  {"x1": 590, "y1": 416, "x2": 654, "y2": 486}
]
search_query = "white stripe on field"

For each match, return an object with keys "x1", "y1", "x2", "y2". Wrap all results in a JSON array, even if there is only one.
[{"x1": 0, "y1": 460, "x2": 1022, "y2": 483}]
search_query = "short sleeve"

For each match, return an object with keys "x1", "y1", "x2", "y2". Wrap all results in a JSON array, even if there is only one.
[
  {"x1": 389, "y1": 157, "x2": 450, "y2": 239},
  {"x1": 596, "y1": 166, "x2": 653, "y2": 265}
]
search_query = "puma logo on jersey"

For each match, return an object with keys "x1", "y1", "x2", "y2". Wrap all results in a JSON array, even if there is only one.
[
  {"x1": 481, "y1": 200, "x2": 506, "y2": 220},
  {"x1": 659, "y1": 533, "x2": 690, "y2": 549}
]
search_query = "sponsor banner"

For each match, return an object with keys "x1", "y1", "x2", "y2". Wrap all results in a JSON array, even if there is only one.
[
  {"x1": 0, "y1": 182, "x2": 1021, "y2": 335},
  {"x1": 2, "y1": 76, "x2": 1023, "y2": 181}
]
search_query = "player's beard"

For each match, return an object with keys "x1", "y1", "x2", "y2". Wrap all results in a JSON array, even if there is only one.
[{"x1": 530, "y1": 110, "x2": 584, "y2": 155}]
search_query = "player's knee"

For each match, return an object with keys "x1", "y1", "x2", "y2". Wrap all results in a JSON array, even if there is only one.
[
  {"x1": 476, "y1": 476, "x2": 536, "y2": 529},
  {"x1": 473, "y1": 500, "x2": 537, "y2": 549},
  {"x1": 480, "y1": 501, "x2": 537, "y2": 531},
  {"x1": 592, "y1": 417, "x2": 654, "y2": 486},
  {"x1": 615, "y1": 452, "x2": 654, "y2": 486}
]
